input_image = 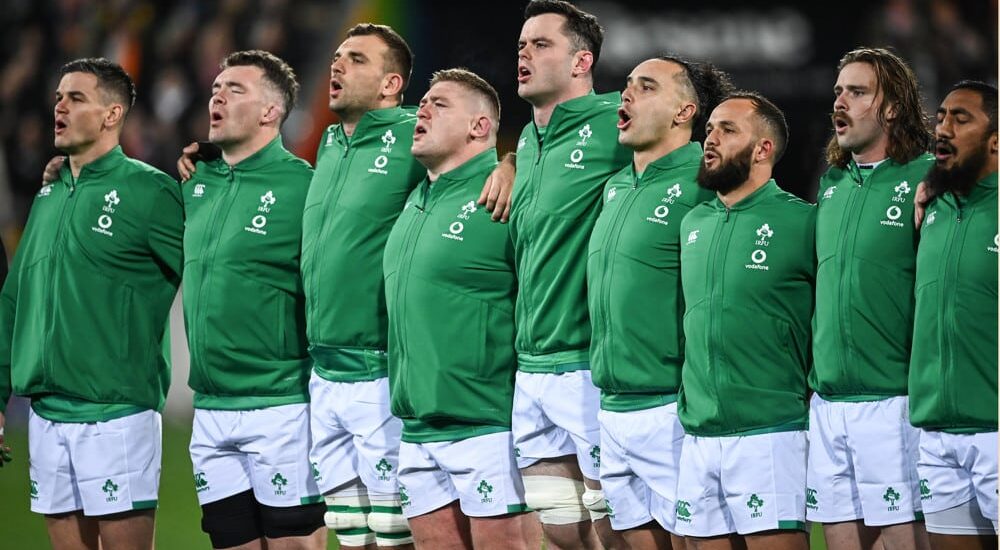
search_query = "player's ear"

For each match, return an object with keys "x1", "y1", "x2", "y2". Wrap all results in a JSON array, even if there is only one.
[
  {"x1": 990, "y1": 131, "x2": 998, "y2": 156},
  {"x1": 381, "y1": 73, "x2": 404, "y2": 100},
  {"x1": 260, "y1": 103, "x2": 283, "y2": 126},
  {"x1": 571, "y1": 50, "x2": 594, "y2": 78},
  {"x1": 104, "y1": 103, "x2": 125, "y2": 130},
  {"x1": 470, "y1": 114, "x2": 492, "y2": 140}
]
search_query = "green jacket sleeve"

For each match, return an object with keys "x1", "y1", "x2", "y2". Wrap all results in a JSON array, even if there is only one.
[
  {"x1": 146, "y1": 178, "x2": 185, "y2": 282},
  {"x1": 0, "y1": 241, "x2": 24, "y2": 414}
]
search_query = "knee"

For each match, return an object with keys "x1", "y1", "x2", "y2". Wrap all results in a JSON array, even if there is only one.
[
  {"x1": 367, "y1": 494, "x2": 413, "y2": 547},
  {"x1": 259, "y1": 501, "x2": 325, "y2": 540},
  {"x1": 200, "y1": 490, "x2": 262, "y2": 549},
  {"x1": 581, "y1": 487, "x2": 608, "y2": 521},
  {"x1": 523, "y1": 475, "x2": 592, "y2": 525},
  {"x1": 324, "y1": 492, "x2": 375, "y2": 547}
]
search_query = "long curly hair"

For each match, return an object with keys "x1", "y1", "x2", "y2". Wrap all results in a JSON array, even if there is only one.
[{"x1": 825, "y1": 47, "x2": 932, "y2": 168}]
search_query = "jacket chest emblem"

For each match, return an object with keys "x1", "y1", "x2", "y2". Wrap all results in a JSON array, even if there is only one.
[
  {"x1": 564, "y1": 123, "x2": 593, "y2": 171},
  {"x1": 880, "y1": 181, "x2": 910, "y2": 228},
  {"x1": 442, "y1": 200, "x2": 477, "y2": 242},
  {"x1": 746, "y1": 223, "x2": 774, "y2": 271},
  {"x1": 646, "y1": 183, "x2": 683, "y2": 226},
  {"x1": 368, "y1": 130, "x2": 397, "y2": 176},
  {"x1": 92, "y1": 189, "x2": 120, "y2": 237},
  {"x1": 245, "y1": 190, "x2": 276, "y2": 235}
]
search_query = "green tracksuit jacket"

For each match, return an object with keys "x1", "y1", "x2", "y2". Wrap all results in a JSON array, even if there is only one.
[
  {"x1": 509, "y1": 92, "x2": 631, "y2": 372},
  {"x1": 383, "y1": 150, "x2": 517, "y2": 443},
  {"x1": 588, "y1": 142, "x2": 714, "y2": 412},
  {"x1": 302, "y1": 107, "x2": 425, "y2": 382},
  {"x1": 678, "y1": 180, "x2": 816, "y2": 436},
  {"x1": 183, "y1": 137, "x2": 313, "y2": 410},
  {"x1": 0, "y1": 146, "x2": 184, "y2": 421},
  {"x1": 810, "y1": 155, "x2": 935, "y2": 400},
  {"x1": 909, "y1": 172, "x2": 998, "y2": 433}
]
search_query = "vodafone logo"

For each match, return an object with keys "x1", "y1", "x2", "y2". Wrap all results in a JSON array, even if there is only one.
[
  {"x1": 751, "y1": 249, "x2": 767, "y2": 264},
  {"x1": 98, "y1": 215, "x2": 113, "y2": 229}
]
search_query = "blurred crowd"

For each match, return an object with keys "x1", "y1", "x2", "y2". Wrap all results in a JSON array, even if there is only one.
[
  {"x1": 0, "y1": 0, "x2": 995, "y2": 255},
  {"x1": 0, "y1": 0, "x2": 339, "y2": 244}
]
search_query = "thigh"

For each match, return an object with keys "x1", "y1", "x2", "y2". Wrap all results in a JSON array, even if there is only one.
[
  {"x1": 342, "y1": 379, "x2": 404, "y2": 496},
  {"x1": 721, "y1": 431, "x2": 807, "y2": 536},
  {"x1": 190, "y1": 408, "x2": 253, "y2": 505},
  {"x1": 241, "y1": 404, "x2": 322, "y2": 507},
  {"x1": 308, "y1": 373, "x2": 361, "y2": 494},
  {"x1": 512, "y1": 371, "x2": 575, "y2": 470},
  {"x1": 407, "y1": 500, "x2": 472, "y2": 550},
  {"x1": 397, "y1": 441, "x2": 458, "y2": 519},
  {"x1": 917, "y1": 429, "x2": 973, "y2": 514},
  {"x1": 599, "y1": 408, "x2": 654, "y2": 531},
  {"x1": 70, "y1": 411, "x2": 162, "y2": 517},
  {"x1": 436, "y1": 432, "x2": 528, "y2": 519},
  {"x1": 542, "y1": 371, "x2": 602, "y2": 481},
  {"x1": 675, "y1": 435, "x2": 734, "y2": 538},
  {"x1": 806, "y1": 394, "x2": 863, "y2": 524},
  {"x1": 965, "y1": 431, "x2": 998, "y2": 523},
  {"x1": 846, "y1": 397, "x2": 924, "y2": 526},
  {"x1": 29, "y1": 410, "x2": 82, "y2": 515},
  {"x1": 628, "y1": 403, "x2": 687, "y2": 533}
]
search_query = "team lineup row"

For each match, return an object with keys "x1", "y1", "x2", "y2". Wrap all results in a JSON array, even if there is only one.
[{"x1": 0, "y1": 1, "x2": 997, "y2": 550}]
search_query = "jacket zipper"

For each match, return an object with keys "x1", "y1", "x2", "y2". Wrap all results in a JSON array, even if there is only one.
[
  {"x1": 393, "y1": 183, "x2": 431, "y2": 414},
  {"x1": 939, "y1": 200, "x2": 964, "y2": 421},
  {"x1": 837, "y1": 174, "x2": 865, "y2": 385},
  {"x1": 45, "y1": 176, "x2": 78, "y2": 384},
  {"x1": 195, "y1": 166, "x2": 239, "y2": 393},
  {"x1": 308, "y1": 130, "x2": 354, "y2": 336},
  {"x1": 599, "y1": 170, "x2": 643, "y2": 390},
  {"x1": 707, "y1": 207, "x2": 731, "y2": 423}
]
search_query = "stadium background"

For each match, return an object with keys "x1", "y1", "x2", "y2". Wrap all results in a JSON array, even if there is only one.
[{"x1": 0, "y1": 0, "x2": 994, "y2": 547}]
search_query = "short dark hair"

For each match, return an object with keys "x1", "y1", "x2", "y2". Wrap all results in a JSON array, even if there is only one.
[
  {"x1": 826, "y1": 47, "x2": 931, "y2": 167},
  {"x1": 657, "y1": 55, "x2": 735, "y2": 142},
  {"x1": 346, "y1": 23, "x2": 414, "y2": 99},
  {"x1": 429, "y1": 68, "x2": 501, "y2": 124},
  {"x1": 221, "y1": 50, "x2": 299, "y2": 123},
  {"x1": 524, "y1": 0, "x2": 604, "y2": 68},
  {"x1": 725, "y1": 91, "x2": 790, "y2": 163},
  {"x1": 60, "y1": 58, "x2": 136, "y2": 116},
  {"x1": 948, "y1": 80, "x2": 998, "y2": 134}
]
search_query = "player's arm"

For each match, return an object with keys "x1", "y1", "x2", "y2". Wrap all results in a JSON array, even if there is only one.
[
  {"x1": 913, "y1": 181, "x2": 935, "y2": 229},
  {"x1": 40, "y1": 156, "x2": 65, "y2": 185},
  {"x1": 478, "y1": 152, "x2": 516, "y2": 223},
  {"x1": 147, "y1": 179, "x2": 185, "y2": 280},
  {"x1": 0, "y1": 245, "x2": 23, "y2": 468},
  {"x1": 177, "y1": 141, "x2": 223, "y2": 181}
]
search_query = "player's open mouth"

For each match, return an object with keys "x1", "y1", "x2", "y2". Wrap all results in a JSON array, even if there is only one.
[
  {"x1": 832, "y1": 114, "x2": 850, "y2": 134},
  {"x1": 414, "y1": 124, "x2": 428, "y2": 139},
  {"x1": 703, "y1": 149, "x2": 719, "y2": 164},
  {"x1": 54, "y1": 119, "x2": 67, "y2": 134},
  {"x1": 935, "y1": 141, "x2": 955, "y2": 163},
  {"x1": 617, "y1": 108, "x2": 632, "y2": 131},
  {"x1": 330, "y1": 80, "x2": 343, "y2": 97},
  {"x1": 517, "y1": 65, "x2": 531, "y2": 84},
  {"x1": 210, "y1": 111, "x2": 224, "y2": 126}
]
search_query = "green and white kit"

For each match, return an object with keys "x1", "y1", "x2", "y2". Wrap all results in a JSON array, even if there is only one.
[
  {"x1": 507, "y1": 91, "x2": 631, "y2": 473},
  {"x1": 182, "y1": 136, "x2": 319, "y2": 505},
  {"x1": 587, "y1": 141, "x2": 713, "y2": 533},
  {"x1": 677, "y1": 179, "x2": 815, "y2": 536},
  {"x1": 910, "y1": 173, "x2": 998, "y2": 529},
  {"x1": 1, "y1": 146, "x2": 184, "y2": 515},
  {"x1": 300, "y1": 108, "x2": 423, "y2": 498},
  {"x1": 807, "y1": 155, "x2": 934, "y2": 526}
]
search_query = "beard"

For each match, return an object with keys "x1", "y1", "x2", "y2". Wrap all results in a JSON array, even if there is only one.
[
  {"x1": 697, "y1": 143, "x2": 754, "y2": 195},
  {"x1": 925, "y1": 139, "x2": 989, "y2": 197}
]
